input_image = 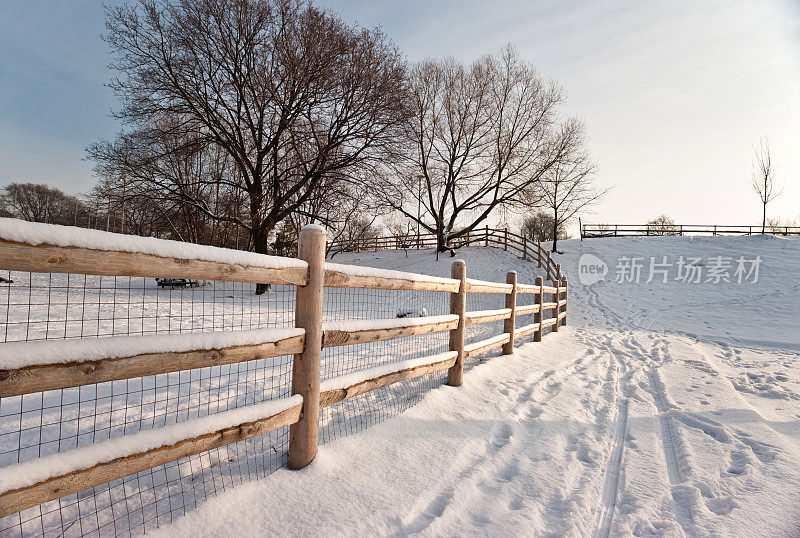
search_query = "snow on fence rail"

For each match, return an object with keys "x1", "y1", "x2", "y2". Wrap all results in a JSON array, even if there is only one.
[{"x1": 0, "y1": 220, "x2": 567, "y2": 535}]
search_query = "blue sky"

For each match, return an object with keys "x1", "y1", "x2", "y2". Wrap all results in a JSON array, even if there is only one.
[{"x1": 1, "y1": 0, "x2": 799, "y2": 226}]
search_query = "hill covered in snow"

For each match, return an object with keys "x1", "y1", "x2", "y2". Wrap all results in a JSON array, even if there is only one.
[{"x1": 156, "y1": 235, "x2": 800, "y2": 537}]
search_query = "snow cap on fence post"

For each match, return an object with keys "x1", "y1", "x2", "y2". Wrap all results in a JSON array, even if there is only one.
[
  {"x1": 561, "y1": 277, "x2": 568, "y2": 326},
  {"x1": 289, "y1": 224, "x2": 326, "y2": 470},
  {"x1": 533, "y1": 276, "x2": 544, "y2": 342},
  {"x1": 502, "y1": 271, "x2": 517, "y2": 355},
  {"x1": 448, "y1": 259, "x2": 467, "y2": 386}
]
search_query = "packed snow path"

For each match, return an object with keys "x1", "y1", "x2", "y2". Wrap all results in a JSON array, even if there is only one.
[{"x1": 156, "y1": 237, "x2": 800, "y2": 536}]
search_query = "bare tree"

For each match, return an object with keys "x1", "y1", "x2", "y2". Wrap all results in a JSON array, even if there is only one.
[
  {"x1": 378, "y1": 46, "x2": 583, "y2": 255},
  {"x1": 0, "y1": 183, "x2": 91, "y2": 226},
  {"x1": 646, "y1": 214, "x2": 679, "y2": 236},
  {"x1": 751, "y1": 136, "x2": 782, "y2": 234},
  {"x1": 531, "y1": 123, "x2": 602, "y2": 252},
  {"x1": 90, "y1": 124, "x2": 251, "y2": 246},
  {"x1": 92, "y1": 0, "x2": 409, "y2": 265},
  {"x1": 521, "y1": 211, "x2": 567, "y2": 242}
]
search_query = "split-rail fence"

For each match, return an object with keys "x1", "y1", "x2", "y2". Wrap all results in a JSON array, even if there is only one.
[
  {"x1": 581, "y1": 223, "x2": 800, "y2": 238},
  {"x1": 329, "y1": 226, "x2": 563, "y2": 281},
  {"x1": 0, "y1": 221, "x2": 567, "y2": 531}
]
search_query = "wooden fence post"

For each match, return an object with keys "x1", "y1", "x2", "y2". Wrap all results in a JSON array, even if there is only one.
[
  {"x1": 534, "y1": 276, "x2": 544, "y2": 342},
  {"x1": 546, "y1": 251, "x2": 552, "y2": 280},
  {"x1": 551, "y1": 277, "x2": 560, "y2": 333},
  {"x1": 502, "y1": 271, "x2": 517, "y2": 355},
  {"x1": 485, "y1": 226, "x2": 489, "y2": 246},
  {"x1": 556, "y1": 263, "x2": 562, "y2": 282},
  {"x1": 289, "y1": 225, "x2": 326, "y2": 470},
  {"x1": 522, "y1": 235, "x2": 527, "y2": 260},
  {"x1": 561, "y1": 277, "x2": 568, "y2": 326},
  {"x1": 504, "y1": 228, "x2": 508, "y2": 250},
  {"x1": 537, "y1": 240, "x2": 541, "y2": 268},
  {"x1": 448, "y1": 260, "x2": 467, "y2": 386}
]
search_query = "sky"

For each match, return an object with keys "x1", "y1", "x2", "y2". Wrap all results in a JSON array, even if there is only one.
[{"x1": 1, "y1": 0, "x2": 799, "y2": 228}]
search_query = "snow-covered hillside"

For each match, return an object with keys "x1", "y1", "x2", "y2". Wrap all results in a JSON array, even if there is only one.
[{"x1": 155, "y1": 236, "x2": 800, "y2": 537}]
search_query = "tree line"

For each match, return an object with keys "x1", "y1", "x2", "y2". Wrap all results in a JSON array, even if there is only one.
[{"x1": 5, "y1": 0, "x2": 603, "y2": 257}]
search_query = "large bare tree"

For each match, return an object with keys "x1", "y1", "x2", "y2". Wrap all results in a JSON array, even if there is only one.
[
  {"x1": 92, "y1": 0, "x2": 409, "y2": 259},
  {"x1": 751, "y1": 136, "x2": 782, "y2": 234},
  {"x1": 0, "y1": 183, "x2": 91, "y2": 226},
  {"x1": 378, "y1": 46, "x2": 586, "y2": 254},
  {"x1": 533, "y1": 122, "x2": 602, "y2": 252}
]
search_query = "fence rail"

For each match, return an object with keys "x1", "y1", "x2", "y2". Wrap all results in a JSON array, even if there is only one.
[
  {"x1": 0, "y1": 219, "x2": 566, "y2": 533},
  {"x1": 329, "y1": 226, "x2": 563, "y2": 282},
  {"x1": 581, "y1": 223, "x2": 800, "y2": 238}
]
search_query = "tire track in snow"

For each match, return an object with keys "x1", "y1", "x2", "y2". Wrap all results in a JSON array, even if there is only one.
[
  {"x1": 647, "y1": 368, "x2": 699, "y2": 536},
  {"x1": 594, "y1": 398, "x2": 629, "y2": 538}
]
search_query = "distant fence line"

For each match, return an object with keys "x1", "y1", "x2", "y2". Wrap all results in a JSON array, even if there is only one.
[
  {"x1": 580, "y1": 223, "x2": 800, "y2": 238},
  {"x1": 0, "y1": 220, "x2": 566, "y2": 536},
  {"x1": 329, "y1": 226, "x2": 562, "y2": 280}
]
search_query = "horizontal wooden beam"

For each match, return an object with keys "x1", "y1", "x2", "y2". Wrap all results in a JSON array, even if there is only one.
[
  {"x1": 466, "y1": 278, "x2": 513, "y2": 294},
  {"x1": 324, "y1": 267, "x2": 459, "y2": 292},
  {"x1": 322, "y1": 317, "x2": 458, "y2": 348},
  {"x1": 541, "y1": 302, "x2": 558, "y2": 311},
  {"x1": 541, "y1": 285, "x2": 558, "y2": 295},
  {"x1": 464, "y1": 334, "x2": 510, "y2": 357},
  {"x1": 465, "y1": 308, "x2": 512, "y2": 325},
  {"x1": 515, "y1": 283, "x2": 541, "y2": 294},
  {"x1": 514, "y1": 322, "x2": 541, "y2": 339},
  {"x1": 514, "y1": 304, "x2": 541, "y2": 316},
  {"x1": 0, "y1": 238, "x2": 308, "y2": 286},
  {"x1": 319, "y1": 353, "x2": 457, "y2": 408},
  {"x1": 0, "y1": 332, "x2": 305, "y2": 398},
  {"x1": 541, "y1": 317, "x2": 557, "y2": 329},
  {"x1": 0, "y1": 400, "x2": 302, "y2": 518}
]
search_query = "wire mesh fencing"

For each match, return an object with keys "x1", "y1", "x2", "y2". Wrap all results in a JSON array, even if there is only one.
[
  {"x1": 319, "y1": 288, "x2": 450, "y2": 444},
  {"x1": 0, "y1": 266, "x2": 557, "y2": 537},
  {"x1": 0, "y1": 272, "x2": 296, "y2": 537}
]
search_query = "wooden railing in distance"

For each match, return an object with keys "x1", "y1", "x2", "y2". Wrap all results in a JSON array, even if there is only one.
[
  {"x1": 0, "y1": 220, "x2": 566, "y2": 521},
  {"x1": 326, "y1": 226, "x2": 560, "y2": 284},
  {"x1": 581, "y1": 223, "x2": 800, "y2": 238}
]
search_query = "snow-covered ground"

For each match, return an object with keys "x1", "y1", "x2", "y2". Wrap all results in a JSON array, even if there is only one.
[{"x1": 36, "y1": 237, "x2": 800, "y2": 535}]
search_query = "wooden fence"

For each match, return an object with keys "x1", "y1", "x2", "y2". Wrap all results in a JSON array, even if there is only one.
[
  {"x1": 329, "y1": 226, "x2": 563, "y2": 282},
  {"x1": 581, "y1": 223, "x2": 800, "y2": 238},
  {"x1": 0, "y1": 222, "x2": 566, "y2": 519}
]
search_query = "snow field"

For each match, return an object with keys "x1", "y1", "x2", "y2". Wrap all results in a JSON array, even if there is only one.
[
  {"x1": 150, "y1": 237, "x2": 799, "y2": 536},
  {"x1": 0, "y1": 250, "x2": 530, "y2": 536}
]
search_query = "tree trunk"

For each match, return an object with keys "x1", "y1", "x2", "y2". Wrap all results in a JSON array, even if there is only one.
[
  {"x1": 762, "y1": 203, "x2": 766, "y2": 234},
  {"x1": 253, "y1": 226, "x2": 272, "y2": 295},
  {"x1": 552, "y1": 213, "x2": 559, "y2": 253}
]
